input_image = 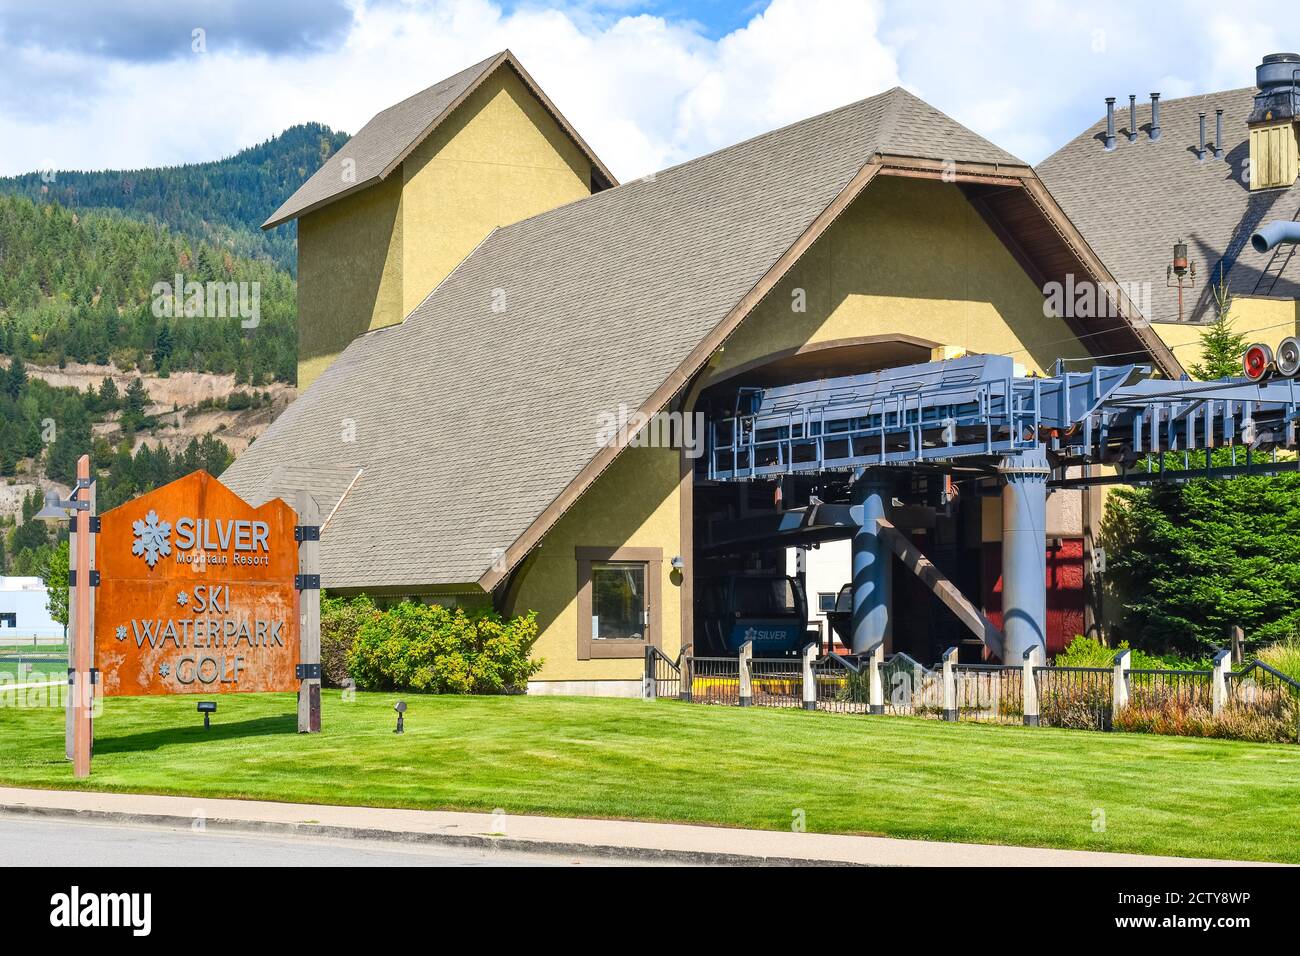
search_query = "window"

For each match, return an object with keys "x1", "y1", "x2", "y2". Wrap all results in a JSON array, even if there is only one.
[
  {"x1": 592, "y1": 563, "x2": 646, "y2": 641},
  {"x1": 0, "y1": 613, "x2": 15, "y2": 629},
  {"x1": 817, "y1": 592, "x2": 837, "y2": 614},
  {"x1": 576, "y1": 546, "x2": 662, "y2": 659},
  {"x1": 733, "y1": 577, "x2": 797, "y2": 616}
]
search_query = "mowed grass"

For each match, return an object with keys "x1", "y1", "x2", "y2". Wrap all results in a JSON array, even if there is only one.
[{"x1": 1, "y1": 690, "x2": 1298, "y2": 862}]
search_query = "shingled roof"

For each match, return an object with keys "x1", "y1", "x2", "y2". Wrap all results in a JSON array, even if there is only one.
[
  {"x1": 263, "y1": 50, "x2": 616, "y2": 229},
  {"x1": 1038, "y1": 88, "x2": 1300, "y2": 327},
  {"x1": 225, "y1": 87, "x2": 1163, "y2": 591}
]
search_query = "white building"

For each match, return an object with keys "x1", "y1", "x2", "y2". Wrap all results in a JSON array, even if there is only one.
[
  {"x1": 0, "y1": 577, "x2": 64, "y2": 643},
  {"x1": 788, "y1": 541, "x2": 851, "y2": 652}
]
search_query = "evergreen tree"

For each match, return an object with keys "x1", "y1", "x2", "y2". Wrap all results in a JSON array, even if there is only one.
[{"x1": 1189, "y1": 279, "x2": 1247, "y2": 380}]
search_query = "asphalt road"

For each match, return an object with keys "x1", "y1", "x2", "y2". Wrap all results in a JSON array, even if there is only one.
[{"x1": 0, "y1": 816, "x2": 629, "y2": 867}]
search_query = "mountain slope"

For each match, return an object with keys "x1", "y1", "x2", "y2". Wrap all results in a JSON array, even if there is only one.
[
  {"x1": 0, "y1": 194, "x2": 297, "y2": 384},
  {"x1": 0, "y1": 123, "x2": 349, "y2": 273}
]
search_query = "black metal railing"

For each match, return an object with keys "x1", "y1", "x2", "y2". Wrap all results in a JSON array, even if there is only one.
[
  {"x1": 1035, "y1": 666, "x2": 1112, "y2": 731},
  {"x1": 880, "y1": 654, "x2": 942, "y2": 718},
  {"x1": 952, "y1": 664, "x2": 1024, "y2": 724},
  {"x1": 658, "y1": 645, "x2": 1299, "y2": 747},
  {"x1": 644, "y1": 646, "x2": 681, "y2": 700},
  {"x1": 685, "y1": 657, "x2": 741, "y2": 705},
  {"x1": 1226, "y1": 661, "x2": 1300, "y2": 744},
  {"x1": 748, "y1": 658, "x2": 803, "y2": 708},
  {"x1": 811, "y1": 653, "x2": 869, "y2": 713}
]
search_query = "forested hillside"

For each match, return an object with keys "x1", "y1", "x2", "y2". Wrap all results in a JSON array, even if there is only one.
[
  {"x1": 0, "y1": 124, "x2": 347, "y2": 273},
  {"x1": 0, "y1": 195, "x2": 297, "y2": 384}
]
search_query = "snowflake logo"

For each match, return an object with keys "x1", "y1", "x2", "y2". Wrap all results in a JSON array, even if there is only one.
[
  {"x1": 176, "y1": 590, "x2": 189, "y2": 607},
  {"x1": 159, "y1": 662, "x2": 170, "y2": 677},
  {"x1": 131, "y1": 510, "x2": 172, "y2": 568},
  {"x1": 115, "y1": 625, "x2": 127, "y2": 641}
]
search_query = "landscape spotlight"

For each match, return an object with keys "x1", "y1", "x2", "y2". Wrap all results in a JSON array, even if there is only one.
[
  {"x1": 196, "y1": 701, "x2": 217, "y2": 729},
  {"x1": 393, "y1": 700, "x2": 406, "y2": 734}
]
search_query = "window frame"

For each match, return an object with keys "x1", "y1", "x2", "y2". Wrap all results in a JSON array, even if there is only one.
[{"x1": 576, "y1": 546, "x2": 662, "y2": 660}]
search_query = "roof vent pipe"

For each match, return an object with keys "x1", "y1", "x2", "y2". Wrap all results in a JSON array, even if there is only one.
[
  {"x1": 1197, "y1": 111, "x2": 1207, "y2": 161},
  {"x1": 1251, "y1": 220, "x2": 1300, "y2": 253},
  {"x1": 1104, "y1": 97, "x2": 1117, "y2": 150},
  {"x1": 1129, "y1": 95, "x2": 1138, "y2": 142},
  {"x1": 1214, "y1": 109, "x2": 1225, "y2": 160},
  {"x1": 1149, "y1": 93, "x2": 1162, "y2": 140}
]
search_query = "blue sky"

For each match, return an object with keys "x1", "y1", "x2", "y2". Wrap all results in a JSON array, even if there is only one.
[{"x1": 1, "y1": 0, "x2": 1297, "y2": 178}]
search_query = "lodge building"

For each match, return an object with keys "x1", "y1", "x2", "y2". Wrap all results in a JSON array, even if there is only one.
[{"x1": 224, "y1": 50, "x2": 1300, "y2": 695}]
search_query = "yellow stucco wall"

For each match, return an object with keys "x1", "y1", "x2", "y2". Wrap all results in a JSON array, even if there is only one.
[
  {"x1": 706, "y1": 176, "x2": 1091, "y2": 381},
  {"x1": 508, "y1": 444, "x2": 683, "y2": 684},
  {"x1": 1150, "y1": 297, "x2": 1300, "y2": 374},
  {"x1": 399, "y1": 66, "x2": 591, "y2": 317},
  {"x1": 297, "y1": 175, "x2": 403, "y2": 389},
  {"x1": 509, "y1": 174, "x2": 1098, "y2": 687},
  {"x1": 295, "y1": 66, "x2": 593, "y2": 389}
]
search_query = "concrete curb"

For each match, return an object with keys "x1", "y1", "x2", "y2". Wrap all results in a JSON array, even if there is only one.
[{"x1": 0, "y1": 803, "x2": 850, "y2": 867}]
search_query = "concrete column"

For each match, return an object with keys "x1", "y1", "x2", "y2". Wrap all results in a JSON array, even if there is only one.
[
  {"x1": 1112, "y1": 649, "x2": 1131, "y2": 717},
  {"x1": 867, "y1": 640, "x2": 885, "y2": 715},
  {"x1": 849, "y1": 475, "x2": 892, "y2": 654},
  {"x1": 1211, "y1": 648, "x2": 1231, "y2": 716},
  {"x1": 738, "y1": 640, "x2": 753, "y2": 707},
  {"x1": 1022, "y1": 645, "x2": 1043, "y2": 726},
  {"x1": 941, "y1": 646, "x2": 958, "y2": 721},
  {"x1": 998, "y1": 450, "x2": 1050, "y2": 663},
  {"x1": 801, "y1": 641, "x2": 818, "y2": 711}
]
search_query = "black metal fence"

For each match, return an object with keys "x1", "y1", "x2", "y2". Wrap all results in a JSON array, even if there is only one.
[
  {"x1": 952, "y1": 664, "x2": 1023, "y2": 725},
  {"x1": 810, "y1": 653, "x2": 869, "y2": 713},
  {"x1": 685, "y1": 656, "x2": 741, "y2": 705},
  {"x1": 1034, "y1": 666, "x2": 1112, "y2": 730},
  {"x1": 748, "y1": 658, "x2": 803, "y2": 708},
  {"x1": 656, "y1": 646, "x2": 1300, "y2": 745},
  {"x1": 1225, "y1": 661, "x2": 1300, "y2": 744}
]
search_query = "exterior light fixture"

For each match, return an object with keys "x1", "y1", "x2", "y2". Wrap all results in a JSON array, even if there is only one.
[
  {"x1": 37, "y1": 460, "x2": 96, "y2": 779},
  {"x1": 670, "y1": 555, "x2": 685, "y2": 571},
  {"x1": 393, "y1": 700, "x2": 407, "y2": 734},
  {"x1": 35, "y1": 488, "x2": 88, "y2": 521},
  {"x1": 1166, "y1": 239, "x2": 1198, "y2": 322},
  {"x1": 197, "y1": 701, "x2": 217, "y2": 729}
]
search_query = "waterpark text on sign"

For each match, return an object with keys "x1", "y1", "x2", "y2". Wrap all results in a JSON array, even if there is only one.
[{"x1": 95, "y1": 471, "x2": 299, "y2": 697}]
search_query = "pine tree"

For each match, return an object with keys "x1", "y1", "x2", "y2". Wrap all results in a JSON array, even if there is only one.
[{"x1": 1189, "y1": 278, "x2": 1247, "y2": 381}]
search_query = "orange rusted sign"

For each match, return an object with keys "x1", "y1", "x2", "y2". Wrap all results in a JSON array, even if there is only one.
[{"x1": 95, "y1": 471, "x2": 299, "y2": 697}]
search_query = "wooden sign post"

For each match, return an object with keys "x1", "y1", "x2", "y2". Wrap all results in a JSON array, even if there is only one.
[
  {"x1": 295, "y1": 491, "x2": 322, "y2": 733},
  {"x1": 53, "y1": 470, "x2": 324, "y2": 776}
]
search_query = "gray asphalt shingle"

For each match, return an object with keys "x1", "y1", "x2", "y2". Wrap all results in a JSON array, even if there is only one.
[
  {"x1": 224, "y1": 88, "x2": 1030, "y2": 589},
  {"x1": 1038, "y1": 89, "x2": 1300, "y2": 331}
]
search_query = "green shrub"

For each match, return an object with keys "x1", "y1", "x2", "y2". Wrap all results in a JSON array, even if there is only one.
[
  {"x1": 320, "y1": 594, "x2": 380, "y2": 687},
  {"x1": 1053, "y1": 635, "x2": 1210, "y2": 671},
  {"x1": 347, "y1": 601, "x2": 542, "y2": 694},
  {"x1": 1258, "y1": 637, "x2": 1300, "y2": 684}
]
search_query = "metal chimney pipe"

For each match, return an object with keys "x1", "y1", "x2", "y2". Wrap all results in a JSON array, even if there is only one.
[
  {"x1": 1129, "y1": 94, "x2": 1138, "y2": 142},
  {"x1": 1198, "y1": 111, "x2": 1207, "y2": 161},
  {"x1": 1214, "y1": 108, "x2": 1224, "y2": 159},
  {"x1": 1251, "y1": 220, "x2": 1300, "y2": 253},
  {"x1": 1150, "y1": 93, "x2": 1162, "y2": 140},
  {"x1": 1104, "y1": 97, "x2": 1117, "y2": 150}
]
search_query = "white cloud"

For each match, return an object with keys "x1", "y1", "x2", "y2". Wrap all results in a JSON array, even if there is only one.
[{"x1": 0, "y1": 0, "x2": 1296, "y2": 179}]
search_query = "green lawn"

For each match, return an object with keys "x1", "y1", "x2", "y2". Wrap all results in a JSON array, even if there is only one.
[{"x1": 0, "y1": 690, "x2": 1297, "y2": 862}]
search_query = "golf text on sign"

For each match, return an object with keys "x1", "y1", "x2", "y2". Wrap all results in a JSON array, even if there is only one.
[{"x1": 95, "y1": 471, "x2": 299, "y2": 696}]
